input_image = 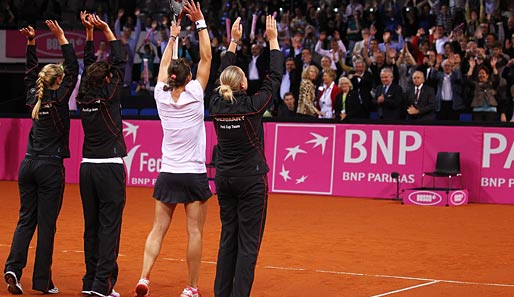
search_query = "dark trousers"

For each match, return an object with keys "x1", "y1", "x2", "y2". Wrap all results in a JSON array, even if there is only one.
[
  {"x1": 79, "y1": 162, "x2": 126, "y2": 295},
  {"x1": 4, "y1": 157, "x2": 64, "y2": 292},
  {"x1": 214, "y1": 175, "x2": 268, "y2": 297},
  {"x1": 437, "y1": 101, "x2": 461, "y2": 121}
]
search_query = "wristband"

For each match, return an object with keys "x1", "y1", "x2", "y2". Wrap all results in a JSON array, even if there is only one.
[
  {"x1": 230, "y1": 38, "x2": 239, "y2": 44},
  {"x1": 195, "y1": 19, "x2": 207, "y2": 30},
  {"x1": 197, "y1": 27, "x2": 207, "y2": 32},
  {"x1": 170, "y1": 35, "x2": 177, "y2": 40}
]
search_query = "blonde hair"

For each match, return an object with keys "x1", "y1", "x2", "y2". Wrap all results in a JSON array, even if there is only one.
[
  {"x1": 301, "y1": 65, "x2": 319, "y2": 80},
  {"x1": 217, "y1": 65, "x2": 245, "y2": 103},
  {"x1": 338, "y1": 76, "x2": 353, "y2": 90},
  {"x1": 33, "y1": 64, "x2": 64, "y2": 120}
]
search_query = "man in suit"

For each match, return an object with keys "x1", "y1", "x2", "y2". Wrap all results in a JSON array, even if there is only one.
[
  {"x1": 419, "y1": 49, "x2": 439, "y2": 90},
  {"x1": 244, "y1": 43, "x2": 269, "y2": 95},
  {"x1": 435, "y1": 59, "x2": 466, "y2": 120},
  {"x1": 406, "y1": 70, "x2": 437, "y2": 120},
  {"x1": 372, "y1": 67, "x2": 404, "y2": 120},
  {"x1": 349, "y1": 59, "x2": 373, "y2": 117}
]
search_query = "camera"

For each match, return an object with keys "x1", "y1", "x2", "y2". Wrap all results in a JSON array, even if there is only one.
[{"x1": 369, "y1": 8, "x2": 375, "y2": 12}]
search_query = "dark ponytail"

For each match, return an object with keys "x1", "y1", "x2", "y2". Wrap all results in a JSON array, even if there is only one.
[
  {"x1": 77, "y1": 61, "x2": 111, "y2": 101},
  {"x1": 163, "y1": 58, "x2": 191, "y2": 91}
]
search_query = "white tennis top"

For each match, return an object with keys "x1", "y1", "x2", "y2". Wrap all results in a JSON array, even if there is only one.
[{"x1": 154, "y1": 80, "x2": 207, "y2": 173}]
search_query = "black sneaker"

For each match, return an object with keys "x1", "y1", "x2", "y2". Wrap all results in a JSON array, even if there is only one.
[{"x1": 4, "y1": 271, "x2": 23, "y2": 295}]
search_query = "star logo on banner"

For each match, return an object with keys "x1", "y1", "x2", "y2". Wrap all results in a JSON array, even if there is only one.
[
  {"x1": 279, "y1": 165, "x2": 292, "y2": 182},
  {"x1": 296, "y1": 175, "x2": 308, "y2": 184},
  {"x1": 284, "y1": 145, "x2": 307, "y2": 161},
  {"x1": 305, "y1": 132, "x2": 328, "y2": 155},
  {"x1": 123, "y1": 121, "x2": 139, "y2": 143}
]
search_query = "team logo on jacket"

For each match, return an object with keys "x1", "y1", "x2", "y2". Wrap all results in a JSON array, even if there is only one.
[{"x1": 272, "y1": 124, "x2": 335, "y2": 194}]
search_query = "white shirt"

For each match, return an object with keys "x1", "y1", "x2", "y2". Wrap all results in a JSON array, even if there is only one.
[
  {"x1": 154, "y1": 80, "x2": 207, "y2": 173},
  {"x1": 315, "y1": 40, "x2": 347, "y2": 70},
  {"x1": 441, "y1": 73, "x2": 452, "y2": 101},
  {"x1": 280, "y1": 71, "x2": 291, "y2": 100},
  {"x1": 319, "y1": 82, "x2": 334, "y2": 118},
  {"x1": 248, "y1": 56, "x2": 260, "y2": 80}
]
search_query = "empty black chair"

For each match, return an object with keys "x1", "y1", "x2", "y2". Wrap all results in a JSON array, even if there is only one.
[{"x1": 422, "y1": 152, "x2": 462, "y2": 190}]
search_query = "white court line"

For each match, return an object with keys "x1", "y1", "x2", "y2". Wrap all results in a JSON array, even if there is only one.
[
  {"x1": 371, "y1": 281, "x2": 439, "y2": 297},
  {"x1": 128, "y1": 257, "x2": 514, "y2": 289}
]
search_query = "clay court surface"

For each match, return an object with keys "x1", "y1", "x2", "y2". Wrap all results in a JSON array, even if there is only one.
[{"x1": 1, "y1": 180, "x2": 514, "y2": 296}]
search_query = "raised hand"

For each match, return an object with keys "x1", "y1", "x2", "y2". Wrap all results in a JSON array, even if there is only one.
[
  {"x1": 231, "y1": 17, "x2": 242, "y2": 41},
  {"x1": 45, "y1": 20, "x2": 64, "y2": 37},
  {"x1": 170, "y1": 20, "x2": 181, "y2": 39},
  {"x1": 265, "y1": 15, "x2": 277, "y2": 41},
  {"x1": 90, "y1": 14, "x2": 109, "y2": 32},
  {"x1": 80, "y1": 11, "x2": 93, "y2": 31},
  {"x1": 19, "y1": 25, "x2": 35, "y2": 40},
  {"x1": 183, "y1": 0, "x2": 204, "y2": 22}
]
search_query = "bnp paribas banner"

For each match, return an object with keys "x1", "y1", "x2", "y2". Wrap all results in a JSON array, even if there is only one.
[{"x1": 0, "y1": 119, "x2": 513, "y2": 204}]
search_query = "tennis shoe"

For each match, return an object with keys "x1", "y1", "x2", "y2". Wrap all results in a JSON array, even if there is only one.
[
  {"x1": 134, "y1": 278, "x2": 150, "y2": 297},
  {"x1": 4, "y1": 271, "x2": 23, "y2": 295},
  {"x1": 180, "y1": 286, "x2": 200, "y2": 297}
]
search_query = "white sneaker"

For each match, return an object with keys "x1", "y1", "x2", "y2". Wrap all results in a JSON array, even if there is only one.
[
  {"x1": 110, "y1": 289, "x2": 121, "y2": 297},
  {"x1": 4, "y1": 271, "x2": 23, "y2": 295},
  {"x1": 46, "y1": 287, "x2": 59, "y2": 294}
]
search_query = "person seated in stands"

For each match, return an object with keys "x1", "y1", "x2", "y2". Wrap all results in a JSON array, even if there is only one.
[
  {"x1": 406, "y1": 70, "x2": 437, "y2": 120},
  {"x1": 278, "y1": 92, "x2": 297, "y2": 118}
]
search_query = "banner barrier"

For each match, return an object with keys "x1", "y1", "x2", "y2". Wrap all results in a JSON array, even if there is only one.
[{"x1": 1, "y1": 119, "x2": 513, "y2": 204}]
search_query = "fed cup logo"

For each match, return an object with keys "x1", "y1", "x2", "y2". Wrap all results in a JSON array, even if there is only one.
[{"x1": 272, "y1": 124, "x2": 336, "y2": 195}]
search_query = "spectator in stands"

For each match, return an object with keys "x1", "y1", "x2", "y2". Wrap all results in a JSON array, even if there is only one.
[
  {"x1": 295, "y1": 47, "x2": 320, "y2": 73},
  {"x1": 278, "y1": 91, "x2": 297, "y2": 118},
  {"x1": 406, "y1": 70, "x2": 437, "y2": 120},
  {"x1": 419, "y1": 49, "x2": 440, "y2": 90},
  {"x1": 466, "y1": 56, "x2": 500, "y2": 121},
  {"x1": 316, "y1": 68, "x2": 340, "y2": 119},
  {"x1": 349, "y1": 59, "x2": 374, "y2": 117},
  {"x1": 378, "y1": 27, "x2": 405, "y2": 53},
  {"x1": 314, "y1": 30, "x2": 347, "y2": 70},
  {"x1": 396, "y1": 42, "x2": 418, "y2": 93},
  {"x1": 279, "y1": 57, "x2": 300, "y2": 106},
  {"x1": 243, "y1": 43, "x2": 268, "y2": 95},
  {"x1": 95, "y1": 40, "x2": 109, "y2": 62},
  {"x1": 297, "y1": 65, "x2": 323, "y2": 118},
  {"x1": 499, "y1": 84, "x2": 514, "y2": 122},
  {"x1": 335, "y1": 76, "x2": 368, "y2": 121},
  {"x1": 372, "y1": 67, "x2": 405, "y2": 120},
  {"x1": 135, "y1": 41, "x2": 157, "y2": 93},
  {"x1": 435, "y1": 59, "x2": 466, "y2": 120},
  {"x1": 115, "y1": 8, "x2": 142, "y2": 87},
  {"x1": 4, "y1": 20, "x2": 78, "y2": 295}
]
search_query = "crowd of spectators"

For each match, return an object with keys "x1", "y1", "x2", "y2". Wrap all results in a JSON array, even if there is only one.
[{"x1": 2, "y1": 0, "x2": 514, "y2": 122}]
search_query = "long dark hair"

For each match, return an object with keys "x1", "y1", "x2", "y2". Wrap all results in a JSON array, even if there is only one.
[
  {"x1": 163, "y1": 58, "x2": 191, "y2": 91},
  {"x1": 77, "y1": 61, "x2": 111, "y2": 100}
]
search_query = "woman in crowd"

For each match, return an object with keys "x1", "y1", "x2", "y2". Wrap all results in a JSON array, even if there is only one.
[
  {"x1": 133, "y1": 1, "x2": 212, "y2": 297},
  {"x1": 334, "y1": 76, "x2": 368, "y2": 120},
  {"x1": 297, "y1": 65, "x2": 323, "y2": 118},
  {"x1": 76, "y1": 12, "x2": 126, "y2": 297},
  {"x1": 316, "y1": 68, "x2": 340, "y2": 119},
  {"x1": 4, "y1": 20, "x2": 78, "y2": 295},
  {"x1": 466, "y1": 56, "x2": 500, "y2": 121},
  {"x1": 209, "y1": 15, "x2": 283, "y2": 297}
]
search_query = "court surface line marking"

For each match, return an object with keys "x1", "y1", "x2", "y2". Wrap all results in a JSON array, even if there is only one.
[
  {"x1": 371, "y1": 281, "x2": 439, "y2": 297},
  {"x1": 161, "y1": 257, "x2": 514, "y2": 288}
]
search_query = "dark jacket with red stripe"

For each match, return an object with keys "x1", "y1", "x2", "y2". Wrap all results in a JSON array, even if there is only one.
[
  {"x1": 25, "y1": 43, "x2": 79, "y2": 158},
  {"x1": 77, "y1": 40, "x2": 127, "y2": 158},
  {"x1": 209, "y1": 49, "x2": 283, "y2": 176}
]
